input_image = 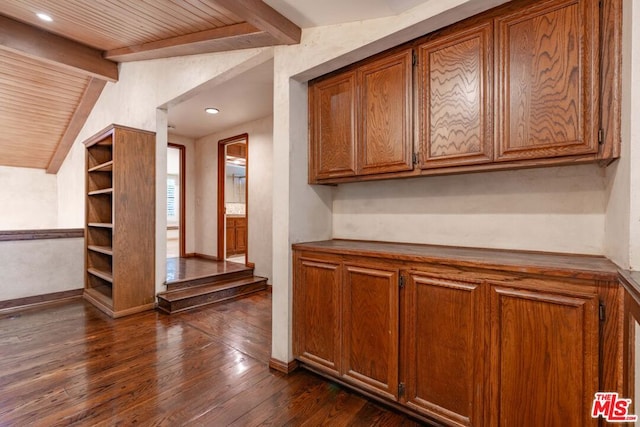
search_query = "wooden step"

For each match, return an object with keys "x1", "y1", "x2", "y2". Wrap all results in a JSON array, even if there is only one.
[
  {"x1": 165, "y1": 267, "x2": 254, "y2": 292},
  {"x1": 157, "y1": 276, "x2": 267, "y2": 314}
]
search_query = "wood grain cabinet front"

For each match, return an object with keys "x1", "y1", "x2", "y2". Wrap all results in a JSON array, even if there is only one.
[
  {"x1": 342, "y1": 264, "x2": 399, "y2": 400},
  {"x1": 495, "y1": 0, "x2": 599, "y2": 161},
  {"x1": 226, "y1": 217, "x2": 247, "y2": 256},
  {"x1": 403, "y1": 272, "x2": 486, "y2": 426},
  {"x1": 292, "y1": 240, "x2": 617, "y2": 426},
  {"x1": 489, "y1": 283, "x2": 599, "y2": 427},
  {"x1": 293, "y1": 256, "x2": 342, "y2": 376},
  {"x1": 357, "y1": 49, "x2": 413, "y2": 176},
  {"x1": 307, "y1": 0, "x2": 618, "y2": 184},
  {"x1": 308, "y1": 48, "x2": 413, "y2": 183},
  {"x1": 309, "y1": 71, "x2": 357, "y2": 181},
  {"x1": 418, "y1": 22, "x2": 493, "y2": 169}
]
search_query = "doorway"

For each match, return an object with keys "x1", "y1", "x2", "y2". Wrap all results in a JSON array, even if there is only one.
[
  {"x1": 167, "y1": 143, "x2": 185, "y2": 258},
  {"x1": 217, "y1": 134, "x2": 248, "y2": 264}
]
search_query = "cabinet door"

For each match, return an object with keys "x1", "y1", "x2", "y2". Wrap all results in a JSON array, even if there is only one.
[
  {"x1": 495, "y1": 0, "x2": 599, "y2": 161},
  {"x1": 419, "y1": 23, "x2": 492, "y2": 169},
  {"x1": 309, "y1": 71, "x2": 357, "y2": 181},
  {"x1": 293, "y1": 257, "x2": 342, "y2": 376},
  {"x1": 357, "y1": 49, "x2": 413, "y2": 175},
  {"x1": 404, "y1": 273, "x2": 485, "y2": 426},
  {"x1": 489, "y1": 284, "x2": 599, "y2": 427},
  {"x1": 225, "y1": 218, "x2": 236, "y2": 256},
  {"x1": 342, "y1": 264, "x2": 399, "y2": 400},
  {"x1": 235, "y1": 218, "x2": 247, "y2": 253}
]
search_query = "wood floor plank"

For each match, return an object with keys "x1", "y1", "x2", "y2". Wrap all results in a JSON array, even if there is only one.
[
  {"x1": 191, "y1": 370, "x2": 321, "y2": 425},
  {"x1": 299, "y1": 387, "x2": 369, "y2": 426},
  {"x1": 0, "y1": 290, "x2": 423, "y2": 426}
]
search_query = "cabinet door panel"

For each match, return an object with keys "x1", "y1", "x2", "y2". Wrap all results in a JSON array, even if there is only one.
[
  {"x1": 293, "y1": 258, "x2": 341, "y2": 375},
  {"x1": 309, "y1": 72, "x2": 357, "y2": 181},
  {"x1": 235, "y1": 219, "x2": 247, "y2": 252},
  {"x1": 496, "y1": 0, "x2": 599, "y2": 161},
  {"x1": 404, "y1": 273, "x2": 485, "y2": 426},
  {"x1": 225, "y1": 219, "x2": 236, "y2": 256},
  {"x1": 419, "y1": 23, "x2": 492, "y2": 168},
  {"x1": 343, "y1": 264, "x2": 399, "y2": 400},
  {"x1": 489, "y1": 285, "x2": 598, "y2": 427},
  {"x1": 358, "y1": 50, "x2": 413, "y2": 175}
]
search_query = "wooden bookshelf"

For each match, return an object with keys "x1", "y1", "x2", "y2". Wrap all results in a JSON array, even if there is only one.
[{"x1": 84, "y1": 124, "x2": 156, "y2": 318}]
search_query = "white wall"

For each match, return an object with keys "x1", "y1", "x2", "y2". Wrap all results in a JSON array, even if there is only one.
[
  {"x1": 168, "y1": 133, "x2": 197, "y2": 254},
  {"x1": 56, "y1": 47, "x2": 274, "y2": 293},
  {"x1": 194, "y1": 115, "x2": 274, "y2": 282},
  {"x1": 625, "y1": 0, "x2": 640, "y2": 270},
  {"x1": 0, "y1": 238, "x2": 84, "y2": 300},
  {"x1": 605, "y1": 0, "x2": 640, "y2": 270},
  {"x1": 0, "y1": 166, "x2": 58, "y2": 230},
  {"x1": 334, "y1": 165, "x2": 607, "y2": 255}
]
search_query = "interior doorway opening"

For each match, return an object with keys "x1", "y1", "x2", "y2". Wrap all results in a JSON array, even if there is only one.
[
  {"x1": 167, "y1": 143, "x2": 185, "y2": 258},
  {"x1": 218, "y1": 134, "x2": 248, "y2": 265}
]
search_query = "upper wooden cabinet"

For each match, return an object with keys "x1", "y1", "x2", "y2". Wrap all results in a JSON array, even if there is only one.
[
  {"x1": 419, "y1": 22, "x2": 493, "y2": 168},
  {"x1": 308, "y1": 0, "x2": 619, "y2": 184},
  {"x1": 357, "y1": 50, "x2": 413, "y2": 175},
  {"x1": 309, "y1": 71, "x2": 357, "y2": 181},
  {"x1": 495, "y1": 0, "x2": 599, "y2": 161},
  {"x1": 309, "y1": 49, "x2": 413, "y2": 183}
]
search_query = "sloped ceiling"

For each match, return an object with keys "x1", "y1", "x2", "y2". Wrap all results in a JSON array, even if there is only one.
[{"x1": 0, "y1": 0, "x2": 301, "y2": 173}]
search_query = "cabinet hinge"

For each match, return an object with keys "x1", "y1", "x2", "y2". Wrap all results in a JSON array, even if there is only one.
[
  {"x1": 412, "y1": 51, "x2": 417, "y2": 67},
  {"x1": 598, "y1": 128, "x2": 604, "y2": 145},
  {"x1": 412, "y1": 152, "x2": 419, "y2": 165},
  {"x1": 398, "y1": 382, "x2": 406, "y2": 397},
  {"x1": 599, "y1": 302, "x2": 606, "y2": 322},
  {"x1": 399, "y1": 275, "x2": 405, "y2": 289}
]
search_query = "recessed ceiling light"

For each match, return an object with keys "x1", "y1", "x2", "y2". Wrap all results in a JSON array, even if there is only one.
[
  {"x1": 205, "y1": 107, "x2": 219, "y2": 115},
  {"x1": 36, "y1": 12, "x2": 53, "y2": 22}
]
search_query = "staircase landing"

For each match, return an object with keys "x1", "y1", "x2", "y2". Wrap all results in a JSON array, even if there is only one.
[{"x1": 159, "y1": 257, "x2": 267, "y2": 314}]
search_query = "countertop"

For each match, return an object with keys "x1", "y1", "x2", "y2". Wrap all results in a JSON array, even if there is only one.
[{"x1": 293, "y1": 239, "x2": 620, "y2": 282}]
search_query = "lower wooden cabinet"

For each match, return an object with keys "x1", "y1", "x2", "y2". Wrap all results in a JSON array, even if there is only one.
[
  {"x1": 404, "y1": 272, "x2": 485, "y2": 426},
  {"x1": 343, "y1": 264, "x2": 399, "y2": 400},
  {"x1": 225, "y1": 216, "x2": 246, "y2": 256},
  {"x1": 292, "y1": 240, "x2": 621, "y2": 426},
  {"x1": 293, "y1": 257, "x2": 341, "y2": 376},
  {"x1": 489, "y1": 284, "x2": 599, "y2": 427}
]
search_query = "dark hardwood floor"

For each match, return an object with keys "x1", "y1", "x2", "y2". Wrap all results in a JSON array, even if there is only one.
[{"x1": 0, "y1": 291, "x2": 423, "y2": 426}]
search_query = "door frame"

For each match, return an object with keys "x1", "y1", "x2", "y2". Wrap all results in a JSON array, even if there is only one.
[
  {"x1": 167, "y1": 143, "x2": 186, "y2": 257},
  {"x1": 217, "y1": 133, "x2": 250, "y2": 265}
]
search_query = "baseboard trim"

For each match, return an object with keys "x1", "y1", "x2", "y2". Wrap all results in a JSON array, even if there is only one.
[
  {"x1": 269, "y1": 357, "x2": 299, "y2": 374},
  {"x1": 0, "y1": 289, "x2": 83, "y2": 313},
  {"x1": 183, "y1": 253, "x2": 197, "y2": 258}
]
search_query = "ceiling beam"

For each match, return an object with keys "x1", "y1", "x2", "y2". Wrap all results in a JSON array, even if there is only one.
[
  {"x1": 105, "y1": 23, "x2": 277, "y2": 62},
  {"x1": 210, "y1": 0, "x2": 301, "y2": 45},
  {"x1": 0, "y1": 15, "x2": 118, "y2": 82},
  {"x1": 46, "y1": 78, "x2": 107, "y2": 174}
]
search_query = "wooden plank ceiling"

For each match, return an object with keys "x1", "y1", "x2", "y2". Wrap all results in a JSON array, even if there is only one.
[{"x1": 0, "y1": 0, "x2": 300, "y2": 172}]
